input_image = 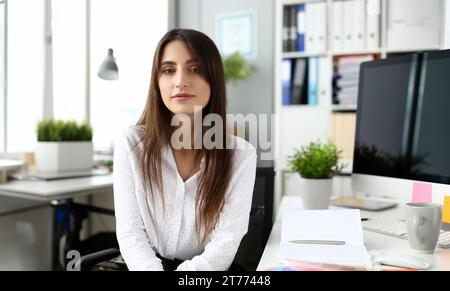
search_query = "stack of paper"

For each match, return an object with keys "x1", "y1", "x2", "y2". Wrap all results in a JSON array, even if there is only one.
[
  {"x1": 281, "y1": 209, "x2": 371, "y2": 268},
  {"x1": 267, "y1": 260, "x2": 366, "y2": 271},
  {"x1": 334, "y1": 55, "x2": 375, "y2": 106}
]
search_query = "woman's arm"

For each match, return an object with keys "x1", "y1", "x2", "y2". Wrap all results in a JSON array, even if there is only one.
[
  {"x1": 113, "y1": 130, "x2": 164, "y2": 271},
  {"x1": 176, "y1": 147, "x2": 257, "y2": 271}
]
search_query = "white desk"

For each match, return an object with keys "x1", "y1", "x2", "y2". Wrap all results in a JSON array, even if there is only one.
[
  {"x1": 0, "y1": 174, "x2": 114, "y2": 270},
  {"x1": 257, "y1": 196, "x2": 450, "y2": 271},
  {"x1": 0, "y1": 174, "x2": 113, "y2": 202},
  {"x1": 0, "y1": 195, "x2": 47, "y2": 217}
]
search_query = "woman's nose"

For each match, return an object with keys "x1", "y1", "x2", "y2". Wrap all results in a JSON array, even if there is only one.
[
  {"x1": 175, "y1": 71, "x2": 190, "y2": 88},
  {"x1": 176, "y1": 82, "x2": 189, "y2": 88}
]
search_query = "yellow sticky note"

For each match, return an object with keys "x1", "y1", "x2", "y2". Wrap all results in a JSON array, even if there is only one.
[{"x1": 443, "y1": 196, "x2": 450, "y2": 224}]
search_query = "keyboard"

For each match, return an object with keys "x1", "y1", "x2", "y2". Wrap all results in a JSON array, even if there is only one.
[{"x1": 362, "y1": 217, "x2": 450, "y2": 248}]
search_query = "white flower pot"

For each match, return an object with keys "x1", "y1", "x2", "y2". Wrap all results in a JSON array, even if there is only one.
[
  {"x1": 35, "y1": 141, "x2": 93, "y2": 172},
  {"x1": 298, "y1": 177, "x2": 333, "y2": 210}
]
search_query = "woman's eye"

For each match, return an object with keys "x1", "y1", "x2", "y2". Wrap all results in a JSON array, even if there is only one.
[
  {"x1": 190, "y1": 66, "x2": 200, "y2": 73},
  {"x1": 162, "y1": 67, "x2": 174, "y2": 74}
]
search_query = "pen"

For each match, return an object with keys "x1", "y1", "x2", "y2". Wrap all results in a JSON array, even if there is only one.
[
  {"x1": 361, "y1": 218, "x2": 369, "y2": 221},
  {"x1": 288, "y1": 240, "x2": 346, "y2": 245}
]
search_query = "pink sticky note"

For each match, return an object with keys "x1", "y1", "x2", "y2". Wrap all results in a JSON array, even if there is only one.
[{"x1": 412, "y1": 182, "x2": 432, "y2": 203}]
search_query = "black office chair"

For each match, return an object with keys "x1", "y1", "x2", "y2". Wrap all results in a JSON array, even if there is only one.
[
  {"x1": 53, "y1": 200, "x2": 119, "y2": 270},
  {"x1": 232, "y1": 161, "x2": 275, "y2": 270},
  {"x1": 78, "y1": 248, "x2": 126, "y2": 271},
  {"x1": 78, "y1": 163, "x2": 275, "y2": 271}
]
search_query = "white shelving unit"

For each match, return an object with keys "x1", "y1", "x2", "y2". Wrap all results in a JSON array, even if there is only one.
[{"x1": 273, "y1": 0, "x2": 450, "y2": 210}]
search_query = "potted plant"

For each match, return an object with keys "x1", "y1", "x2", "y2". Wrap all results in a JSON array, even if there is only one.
[
  {"x1": 222, "y1": 51, "x2": 257, "y2": 137},
  {"x1": 288, "y1": 140, "x2": 344, "y2": 209},
  {"x1": 222, "y1": 51, "x2": 257, "y2": 84},
  {"x1": 35, "y1": 119, "x2": 93, "y2": 172}
]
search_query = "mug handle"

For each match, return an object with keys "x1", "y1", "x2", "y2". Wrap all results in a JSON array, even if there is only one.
[{"x1": 413, "y1": 215, "x2": 425, "y2": 244}]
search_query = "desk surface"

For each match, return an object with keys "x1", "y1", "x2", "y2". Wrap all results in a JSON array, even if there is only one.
[
  {"x1": 0, "y1": 195, "x2": 47, "y2": 216},
  {"x1": 257, "y1": 195, "x2": 450, "y2": 271},
  {"x1": 0, "y1": 174, "x2": 113, "y2": 202}
]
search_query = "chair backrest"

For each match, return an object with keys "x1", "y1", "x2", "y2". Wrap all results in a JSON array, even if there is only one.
[{"x1": 232, "y1": 162, "x2": 275, "y2": 270}]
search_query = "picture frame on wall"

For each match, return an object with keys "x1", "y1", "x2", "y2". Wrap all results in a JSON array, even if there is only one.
[{"x1": 215, "y1": 10, "x2": 257, "y2": 60}]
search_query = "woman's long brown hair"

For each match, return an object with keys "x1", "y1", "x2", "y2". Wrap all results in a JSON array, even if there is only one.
[{"x1": 137, "y1": 29, "x2": 233, "y2": 245}]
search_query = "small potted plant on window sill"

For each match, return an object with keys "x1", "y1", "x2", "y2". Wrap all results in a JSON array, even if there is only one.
[
  {"x1": 35, "y1": 119, "x2": 93, "y2": 172},
  {"x1": 288, "y1": 140, "x2": 344, "y2": 209}
]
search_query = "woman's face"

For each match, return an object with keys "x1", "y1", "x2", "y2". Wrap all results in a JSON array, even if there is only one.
[{"x1": 159, "y1": 40, "x2": 211, "y2": 116}]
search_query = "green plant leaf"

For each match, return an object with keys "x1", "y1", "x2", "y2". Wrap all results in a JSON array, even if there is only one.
[
  {"x1": 287, "y1": 140, "x2": 344, "y2": 179},
  {"x1": 37, "y1": 119, "x2": 93, "y2": 142},
  {"x1": 222, "y1": 51, "x2": 257, "y2": 84}
]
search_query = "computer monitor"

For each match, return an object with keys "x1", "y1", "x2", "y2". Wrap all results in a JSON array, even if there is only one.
[{"x1": 352, "y1": 50, "x2": 450, "y2": 217}]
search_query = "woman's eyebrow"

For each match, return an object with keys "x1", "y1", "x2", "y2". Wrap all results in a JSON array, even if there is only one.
[
  {"x1": 186, "y1": 58, "x2": 199, "y2": 64},
  {"x1": 161, "y1": 60, "x2": 176, "y2": 67},
  {"x1": 161, "y1": 58, "x2": 199, "y2": 67}
]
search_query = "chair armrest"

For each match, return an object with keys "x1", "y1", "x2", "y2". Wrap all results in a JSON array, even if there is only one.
[{"x1": 78, "y1": 248, "x2": 121, "y2": 271}]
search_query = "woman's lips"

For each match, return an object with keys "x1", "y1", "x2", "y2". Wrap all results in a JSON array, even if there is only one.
[{"x1": 172, "y1": 93, "x2": 195, "y2": 101}]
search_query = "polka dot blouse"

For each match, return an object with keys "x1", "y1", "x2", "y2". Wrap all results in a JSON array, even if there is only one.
[{"x1": 113, "y1": 126, "x2": 257, "y2": 271}]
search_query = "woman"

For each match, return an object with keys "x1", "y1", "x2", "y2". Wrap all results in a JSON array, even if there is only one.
[{"x1": 113, "y1": 29, "x2": 257, "y2": 271}]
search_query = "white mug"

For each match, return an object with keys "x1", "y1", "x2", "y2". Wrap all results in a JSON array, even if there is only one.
[{"x1": 405, "y1": 202, "x2": 442, "y2": 253}]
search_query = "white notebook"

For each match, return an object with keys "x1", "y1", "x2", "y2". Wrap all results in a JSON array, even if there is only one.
[{"x1": 281, "y1": 209, "x2": 371, "y2": 267}]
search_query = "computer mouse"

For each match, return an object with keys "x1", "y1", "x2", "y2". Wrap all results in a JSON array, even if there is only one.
[{"x1": 373, "y1": 255, "x2": 430, "y2": 270}]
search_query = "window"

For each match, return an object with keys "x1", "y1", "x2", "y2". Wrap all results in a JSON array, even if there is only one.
[
  {"x1": 7, "y1": 0, "x2": 45, "y2": 152},
  {"x1": 2, "y1": 0, "x2": 169, "y2": 153},
  {"x1": 0, "y1": 0, "x2": 5, "y2": 151},
  {"x1": 52, "y1": 0, "x2": 87, "y2": 122},
  {"x1": 90, "y1": 0, "x2": 169, "y2": 151}
]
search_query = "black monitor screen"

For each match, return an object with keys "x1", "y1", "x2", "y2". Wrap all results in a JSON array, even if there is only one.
[
  {"x1": 412, "y1": 52, "x2": 450, "y2": 183},
  {"x1": 353, "y1": 51, "x2": 450, "y2": 185}
]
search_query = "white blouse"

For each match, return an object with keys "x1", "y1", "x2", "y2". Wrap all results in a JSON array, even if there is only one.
[{"x1": 113, "y1": 126, "x2": 257, "y2": 271}]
